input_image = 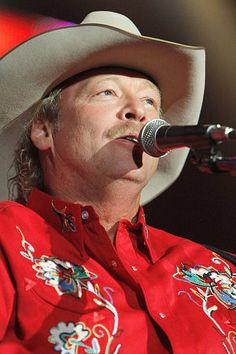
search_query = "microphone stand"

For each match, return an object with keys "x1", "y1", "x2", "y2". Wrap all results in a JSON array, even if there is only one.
[
  {"x1": 190, "y1": 143, "x2": 236, "y2": 176},
  {"x1": 190, "y1": 143, "x2": 236, "y2": 263}
]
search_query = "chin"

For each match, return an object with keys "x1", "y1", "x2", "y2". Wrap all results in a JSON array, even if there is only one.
[{"x1": 121, "y1": 167, "x2": 153, "y2": 186}]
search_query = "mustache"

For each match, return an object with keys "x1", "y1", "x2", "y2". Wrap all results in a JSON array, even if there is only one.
[{"x1": 106, "y1": 122, "x2": 144, "y2": 139}]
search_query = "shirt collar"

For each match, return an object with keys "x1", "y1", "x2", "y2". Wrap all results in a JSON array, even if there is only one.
[
  {"x1": 27, "y1": 188, "x2": 94, "y2": 235},
  {"x1": 27, "y1": 188, "x2": 158, "y2": 263}
]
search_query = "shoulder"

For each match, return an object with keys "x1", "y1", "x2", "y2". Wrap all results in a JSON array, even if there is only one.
[
  {"x1": 0, "y1": 200, "x2": 40, "y2": 236},
  {"x1": 0, "y1": 200, "x2": 31, "y2": 219},
  {"x1": 146, "y1": 224, "x2": 208, "y2": 258},
  {"x1": 0, "y1": 200, "x2": 25, "y2": 216},
  {"x1": 147, "y1": 224, "x2": 191, "y2": 247},
  {"x1": 146, "y1": 224, "x2": 236, "y2": 267}
]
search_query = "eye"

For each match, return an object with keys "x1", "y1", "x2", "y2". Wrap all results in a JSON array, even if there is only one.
[
  {"x1": 143, "y1": 97, "x2": 155, "y2": 107},
  {"x1": 97, "y1": 89, "x2": 114, "y2": 96}
]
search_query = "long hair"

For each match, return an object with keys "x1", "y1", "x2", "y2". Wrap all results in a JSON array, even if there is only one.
[{"x1": 8, "y1": 88, "x2": 62, "y2": 204}]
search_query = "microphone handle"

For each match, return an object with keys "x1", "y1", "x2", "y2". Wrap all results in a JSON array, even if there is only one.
[
  {"x1": 139, "y1": 119, "x2": 235, "y2": 157},
  {"x1": 155, "y1": 125, "x2": 211, "y2": 152}
]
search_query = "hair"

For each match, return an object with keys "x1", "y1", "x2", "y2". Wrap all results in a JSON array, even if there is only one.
[{"x1": 8, "y1": 88, "x2": 62, "y2": 204}]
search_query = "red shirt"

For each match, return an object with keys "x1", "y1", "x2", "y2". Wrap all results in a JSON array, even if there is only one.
[{"x1": 0, "y1": 188, "x2": 235, "y2": 353}]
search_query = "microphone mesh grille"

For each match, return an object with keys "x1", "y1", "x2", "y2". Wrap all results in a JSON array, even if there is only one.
[{"x1": 139, "y1": 119, "x2": 168, "y2": 157}]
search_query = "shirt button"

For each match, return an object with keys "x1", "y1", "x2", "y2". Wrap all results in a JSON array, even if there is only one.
[
  {"x1": 159, "y1": 312, "x2": 166, "y2": 319},
  {"x1": 111, "y1": 260, "x2": 118, "y2": 268},
  {"x1": 81, "y1": 210, "x2": 89, "y2": 220},
  {"x1": 131, "y1": 265, "x2": 138, "y2": 271}
]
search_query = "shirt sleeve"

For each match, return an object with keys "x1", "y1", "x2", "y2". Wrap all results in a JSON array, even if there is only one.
[{"x1": 0, "y1": 247, "x2": 31, "y2": 353}]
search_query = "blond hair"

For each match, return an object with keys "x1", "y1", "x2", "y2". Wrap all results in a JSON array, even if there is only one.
[{"x1": 8, "y1": 88, "x2": 62, "y2": 204}]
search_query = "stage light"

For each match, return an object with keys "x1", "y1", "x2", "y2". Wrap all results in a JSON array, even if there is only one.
[{"x1": 0, "y1": 8, "x2": 74, "y2": 56}]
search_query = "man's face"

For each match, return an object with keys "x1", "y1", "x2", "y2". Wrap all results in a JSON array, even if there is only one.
[{"x1": 49, "y1": 68, "x2": 161, "y2": 190}]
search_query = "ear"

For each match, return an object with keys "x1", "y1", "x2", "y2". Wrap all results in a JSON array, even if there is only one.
[{"x1": 30, "y1": 120, "x2": 54, "y2": 151}]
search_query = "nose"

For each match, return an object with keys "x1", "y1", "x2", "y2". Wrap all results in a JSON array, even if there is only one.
[{"x1": 117, "y1": 97, "x2": 146, "y2": 122}]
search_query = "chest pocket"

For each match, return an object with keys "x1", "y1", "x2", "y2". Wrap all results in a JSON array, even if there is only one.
[{"x1": 29, "y1": 255, "x2": 111, "y2": 314}]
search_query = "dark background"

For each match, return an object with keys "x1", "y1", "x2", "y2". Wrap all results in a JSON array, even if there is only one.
[{"x1": 1, "y1": 0, "x2": 235, "y2": 252}]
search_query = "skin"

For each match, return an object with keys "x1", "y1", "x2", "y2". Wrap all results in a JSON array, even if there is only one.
[{"x1": 31, "y1": 68, "x2": 161, "y2": 242}]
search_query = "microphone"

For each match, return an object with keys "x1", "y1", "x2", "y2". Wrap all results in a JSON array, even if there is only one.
[{"x1": 138, "y1": 119, "x2": 235, "y2": 157}]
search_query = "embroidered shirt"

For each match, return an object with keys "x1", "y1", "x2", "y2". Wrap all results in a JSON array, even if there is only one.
[{"x1": 0, "y1": 188, "x2": 235, "y2": 353}]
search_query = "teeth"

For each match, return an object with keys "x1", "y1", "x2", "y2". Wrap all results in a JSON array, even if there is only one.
[{"x1": 124, "y1": 136, "x2": 138, "y2": 143}]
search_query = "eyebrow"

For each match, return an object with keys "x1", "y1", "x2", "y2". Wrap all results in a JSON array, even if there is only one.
[
  {"x1": 139, "y1": 80, "x2": 160, "y2": 93},
  {"x1": 96, "y1": 76, "x2": 160, "y2": 93},
  {"x1": 96, "y1": 76, "x2": 121, "y2": 84}
]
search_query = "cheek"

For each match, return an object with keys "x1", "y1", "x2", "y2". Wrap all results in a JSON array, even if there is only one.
[{"x1": 57, "y1": 101, "x2": 116, "y2": 157}]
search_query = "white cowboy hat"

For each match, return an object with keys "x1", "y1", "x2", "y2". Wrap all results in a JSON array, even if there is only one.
[{"x1": 0, "y1": 11, "x2": 205, "y2": 204}]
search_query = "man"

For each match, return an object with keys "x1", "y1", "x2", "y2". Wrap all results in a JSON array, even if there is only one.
[{"x1": 0, "y1": 11, "x2": 235, "y2": 354}]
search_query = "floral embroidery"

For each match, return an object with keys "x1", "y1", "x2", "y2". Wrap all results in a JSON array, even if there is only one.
[
  {"x1": 173, "y1": 253, "x2": 236, "y2": 353},
  {"x1": 51, "y1": 201, "x2": 77, "y2": 232},
  {"x1": 17, "y1": 226, "x2": 122, "y2": 353},
  {"x1": 33, "y1": 256, "x2": 97, "y2": 297},
  {"x1": 49, "y1": 321, "x2": 100, "y2": 354}
]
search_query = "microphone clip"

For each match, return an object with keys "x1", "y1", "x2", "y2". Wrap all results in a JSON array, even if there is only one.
[{"x1": 190, "y1": 145, "x2": 236, "y2": 176}]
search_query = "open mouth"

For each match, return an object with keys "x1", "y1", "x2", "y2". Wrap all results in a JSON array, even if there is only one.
[{"x1": 118, "y1": 135, "x2": 139, "y2": 144}]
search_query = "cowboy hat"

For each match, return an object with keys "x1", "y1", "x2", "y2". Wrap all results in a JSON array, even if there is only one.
[{"x1": 0, "y1": 11, "x2": 205, "y2": 204}]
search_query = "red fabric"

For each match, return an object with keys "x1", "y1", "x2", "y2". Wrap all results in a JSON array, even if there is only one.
[{"x1": 0, "y1": 188, "x2": 235, "y2": 353}]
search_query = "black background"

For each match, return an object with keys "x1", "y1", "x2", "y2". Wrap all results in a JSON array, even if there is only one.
[{"x1": 1, "y1": 0, "x2": 235, "y2": 252}]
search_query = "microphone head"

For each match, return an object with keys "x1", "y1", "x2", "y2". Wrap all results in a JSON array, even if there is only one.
[{"x1": 139, "y1": 119, "x2": 169, "y2": 157}]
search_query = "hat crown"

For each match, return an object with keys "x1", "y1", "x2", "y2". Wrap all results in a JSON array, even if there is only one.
[{"x1": 80, "y1": 11, "x2": 141, "y2": 35}]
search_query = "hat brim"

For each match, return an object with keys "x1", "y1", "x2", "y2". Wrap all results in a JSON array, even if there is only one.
[{"x1": 0, "y1": 23, "x2": 205, "y2": 203}]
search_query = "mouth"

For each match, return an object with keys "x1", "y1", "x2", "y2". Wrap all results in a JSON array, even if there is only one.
[{"x1": 116, "y1": 135, "x2": 139, "y2": 144}]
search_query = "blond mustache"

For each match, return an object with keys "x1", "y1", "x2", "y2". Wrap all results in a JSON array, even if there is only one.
[{"x1": 106, "y1": 122, "x2": 144, "y2": 140}]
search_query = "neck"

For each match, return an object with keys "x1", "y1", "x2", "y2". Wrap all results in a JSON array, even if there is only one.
[
  {"x1": 87, "y1": 183, "x2": 140, "y2": 242},
  {"x1": 47, "y1": 176, "x2": 141, "y2": 243},
  {"x1": 90, "y1": 196, "x2": 139, "y2": 242}
]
